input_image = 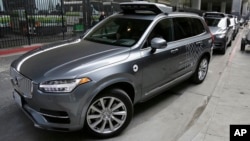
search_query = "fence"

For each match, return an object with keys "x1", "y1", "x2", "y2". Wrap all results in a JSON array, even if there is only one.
[{"x1": 0, "y1": 0, "x2": 124, "y2": 49}]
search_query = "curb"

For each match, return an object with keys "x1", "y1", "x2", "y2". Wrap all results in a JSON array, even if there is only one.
[{"x1": 0, "y1": 44, "x2": 42, "y2": 56}]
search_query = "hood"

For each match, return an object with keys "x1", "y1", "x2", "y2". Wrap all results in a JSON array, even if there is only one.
[
  {"x1": 11, "y1": 39, "x2": 130, "y2": 83},
  {"x1": 208, "y1": 26, "x2": 226, "y2": 35}
]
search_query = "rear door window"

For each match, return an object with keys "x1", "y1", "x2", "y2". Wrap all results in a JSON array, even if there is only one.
[
  {"x1": 190, "y1": 18, "x2": 206, "y2": 36},
  {"x1": 173, "y1": 17, "x2": 206, "y2": 41},
  {"x1": 173, "y1": 17, "x2": 193, "y2": 40}
]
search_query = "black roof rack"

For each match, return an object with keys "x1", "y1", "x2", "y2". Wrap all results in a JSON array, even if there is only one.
[{"x1": 120, "y1": 2, "x2": 172, "y2": 14}]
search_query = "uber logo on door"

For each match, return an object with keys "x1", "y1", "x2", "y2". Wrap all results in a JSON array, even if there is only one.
[{"x1": 230, "y1": 125, "x2": 250, "y2": 141}]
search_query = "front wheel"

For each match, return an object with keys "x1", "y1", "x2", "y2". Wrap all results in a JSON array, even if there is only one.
[
  {"x1": 191, "y1": 57, "x2": 209, "y2": 84},
  {"x1": 85, "y1": 89, "x2": 133, "y2": 138}
]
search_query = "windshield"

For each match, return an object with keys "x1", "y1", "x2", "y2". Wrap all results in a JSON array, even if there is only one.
[
  {"x1": 205, "y1": 18, "x2": 226, "y2": 28},
  {"x1": 85, "y1": 17, "x2": 152, "y2": 47}
]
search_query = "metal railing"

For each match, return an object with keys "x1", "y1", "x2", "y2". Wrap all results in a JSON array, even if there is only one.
[{"x1": 0, "y1": 0, "x2": 124, "y2": 49}]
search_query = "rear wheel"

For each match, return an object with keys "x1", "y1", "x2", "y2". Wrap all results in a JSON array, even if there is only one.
[
  {"x1": 220, "y1": 42, "x2": 226, "y2": 54},
  {"x1": 191, "y1": 56, "x2": 209, "y2": 84},
  {"x1": 241, "y1": 39, "x2": 245, "y2": 51},
  {"x1": 85, "y1": 88, "x2": 133, "y2": 138}
]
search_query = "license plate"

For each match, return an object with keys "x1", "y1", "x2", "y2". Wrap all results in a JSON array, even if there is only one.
[{"x1": 13, "y1": 92, "x2": 22, "y2": 107}]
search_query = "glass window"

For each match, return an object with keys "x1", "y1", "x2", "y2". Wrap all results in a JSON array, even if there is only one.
[
  {"x1": 190, "y1": 18, "x2": 205, "y2": 36},
  {"x1": 205, "y1": 17, "x2": 227, "y2": 28},
  {"x1": 145, "y1": 18, "x2": 173, "y2": 47},
  {"x1": 85, "y1": 17, "x2": 151, "y2": 47},
  {"x1": 173, "y1": 17, "x2": 193, "y2": 40}
]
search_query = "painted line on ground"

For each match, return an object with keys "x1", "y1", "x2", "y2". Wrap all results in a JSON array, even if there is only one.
[{"x1": 0, "y1": 44, "x2": 42, "y2": 56}]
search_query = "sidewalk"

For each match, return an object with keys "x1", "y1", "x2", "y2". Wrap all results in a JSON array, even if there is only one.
[
  {"x1": 0, "y1": 44, "x2": 42, "y2": 56},
  {"x1": 178, "y1": 36, "x2": 250, "y2": 140}
]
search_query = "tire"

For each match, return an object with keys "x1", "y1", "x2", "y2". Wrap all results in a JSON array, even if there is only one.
[
  {"x1": 228, "y1": 40, "x2": 232, "y2": 47},
  {"x1": 85, "y1": 88, "x2": 133, "y2": 138},
  {"x1": 241, "y1": 39, "x2": 245, "y2": 51},
  {"x1": 191, "y1": 56, "x2": 209, "y2": 84},
  {"x1": 220, "y1": 44, "x2": 226, "y2": 54}
]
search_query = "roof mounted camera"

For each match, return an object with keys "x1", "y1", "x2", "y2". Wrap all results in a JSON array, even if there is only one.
[{"x1": 120, "y1": 1, "x2": 172, "y2": 14}]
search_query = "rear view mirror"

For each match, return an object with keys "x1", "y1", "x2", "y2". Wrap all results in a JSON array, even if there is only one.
[{"x1": 151, "y1": 37, "x2": 167, "y2": 49}]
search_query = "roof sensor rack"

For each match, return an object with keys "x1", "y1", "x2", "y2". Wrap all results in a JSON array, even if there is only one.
[{"x1": 120, "y1": 1, "x2": 172, "y2": 14}]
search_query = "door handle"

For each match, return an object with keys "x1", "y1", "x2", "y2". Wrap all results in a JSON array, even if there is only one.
[
  {"x1": 196, "y1": 41, "x2": 203, "y2": 46},
  {"x1": 170, "y1": 49, "x2": 179, "y2": 54}
]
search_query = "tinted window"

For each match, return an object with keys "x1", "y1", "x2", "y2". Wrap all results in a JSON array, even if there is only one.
[
  {"x1": 154, "y1": 19, "x2": 174, "y2": 42},
  {"x1": 173, "y1": 17, "x2": 193, "y2": 40},
  {"x1": 145, "y1": 18, "x2": 173, "y2": 47},
  {"x1": 205, "y1": 18, "x2": 227, "y2": 28},
  {"x1": 190, "y1": 18, "x2": 205, "y2": 35}
]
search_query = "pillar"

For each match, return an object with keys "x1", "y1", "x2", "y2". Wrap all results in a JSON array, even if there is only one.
[
  {"x1": 242, "y1": 0, "x2": 248, "y2": 16},
  {"x1": 220, "y1": 1, "x2": 226, "y2": 13},
  {"x1": 191, "y1": 0, "x2": 201, "y2": 10},
  {"x1": 232, "y1": 0, "x2": 242, "y2": 17},
  {"x1": 207, "y1": 2, "x2": 212, "y2": 11}
]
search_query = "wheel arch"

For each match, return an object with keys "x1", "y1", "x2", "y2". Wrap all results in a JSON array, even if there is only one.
[
  {"x1": 80, "y1": 78, "x2": 136, "y2": 127},
  {"x1": 96, "y1": 82, "x2": 136, "y2": 103},
  {"x1": 200, "y1": 51, "x2": 211, "y2": 63}
]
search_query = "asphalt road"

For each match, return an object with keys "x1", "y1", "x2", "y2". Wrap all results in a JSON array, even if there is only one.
[{"x1": 0, "y1": 28, "x2": 248, "y2": 141}]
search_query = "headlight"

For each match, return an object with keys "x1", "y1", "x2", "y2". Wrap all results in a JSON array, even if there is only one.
[
  {"x1": 216, "y1": 33, "x2": 226, "y2": 38},
  {"x1": 39, "y1": 78, "x2": 91, "y2": 93}
]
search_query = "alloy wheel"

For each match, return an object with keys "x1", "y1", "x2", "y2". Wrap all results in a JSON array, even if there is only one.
[
  {"x1": 86, "y1": 96, "x2": 127, "y2": 134},
  {"x1": 198, "y1": 58, "x2": 208, "y2": 81}
]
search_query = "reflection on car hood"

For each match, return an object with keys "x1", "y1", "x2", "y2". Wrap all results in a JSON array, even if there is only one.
[
  {"x1": 11, "y1": 39, "x2": 130, "y2": 82},
  {"x1": 208, "y1": 26, "x2": 226, "y2": 35}
]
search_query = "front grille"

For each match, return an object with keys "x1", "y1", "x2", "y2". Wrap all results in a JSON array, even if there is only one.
[{"x1": 10, "y1": 68, "x2": 33, "y2": 98}]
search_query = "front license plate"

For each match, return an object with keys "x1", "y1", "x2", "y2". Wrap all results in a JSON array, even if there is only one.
[{"x1": 13, "y1": 92, "x2": 22, "y2": 107}]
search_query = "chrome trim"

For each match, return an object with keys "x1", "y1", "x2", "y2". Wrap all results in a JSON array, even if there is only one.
[
  {"x1": 10, "y1": 67, "x2": 33, "y2": 98},
  {"x1": 145, "y1": 71, "x2": 193, "y2": 96},
  {"x1": 39, "y1": 112, "x2": 69, "y2": 119}
]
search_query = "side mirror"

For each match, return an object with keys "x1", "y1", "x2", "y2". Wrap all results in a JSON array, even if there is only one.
[
  {"x1": 151, "y1": 37, "x2": 167, "y2": 49},
  {"x1": 150, "y1": 37, "x2": 167, "y2": 53}
]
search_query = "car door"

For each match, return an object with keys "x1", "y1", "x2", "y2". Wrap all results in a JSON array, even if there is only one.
[
  {"x1": 140, "y1": 18, "x2": 181, "y2": 98},
  {"x1": 226, "y1": 18, "x2": 233, "y2": 44},
  {"x1": 185, "y1": 18, "x2": 210, "y2": 71},
  {"x1": 171, "y1": 17, "x2": 194, "y2": 78}
]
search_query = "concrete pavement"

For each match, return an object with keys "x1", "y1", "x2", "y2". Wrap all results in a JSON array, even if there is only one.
[{"x1": 178, "y1": 29, "x2": 250, "y2": 141}]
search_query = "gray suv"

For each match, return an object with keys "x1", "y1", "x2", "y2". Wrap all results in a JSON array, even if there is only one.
[
  {"x1": 204, "y1": 12, "x2": 233, "y2": 54},
  {"x1": 10, "y1": 2, "x2": 213, "y2": 138}
]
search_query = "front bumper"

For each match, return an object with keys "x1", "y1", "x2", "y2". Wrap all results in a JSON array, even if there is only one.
[
  {"x1": 9, "y1": 67, "x2": 97, "y2": 131},
  {"x1": 11, "y1": 79, "x2": 94, "y2": 131},
  {"x1": 12, "y1": 88, "x2": 89, "y2": 131}
]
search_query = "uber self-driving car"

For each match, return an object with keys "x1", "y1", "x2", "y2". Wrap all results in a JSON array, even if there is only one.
[{"x1": 10, "y1": 2, "x2": 213, "y2": 138}]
